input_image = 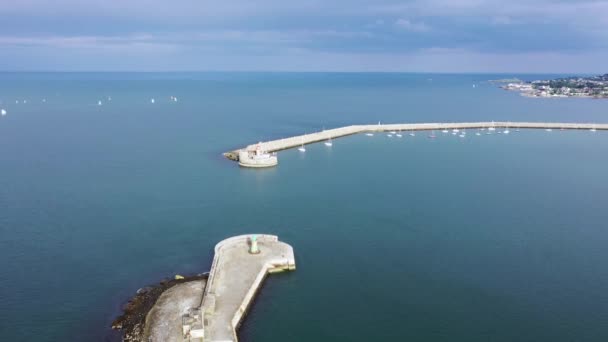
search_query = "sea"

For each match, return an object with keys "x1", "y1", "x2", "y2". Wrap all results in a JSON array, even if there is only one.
[{"x1": 0, "y1": 72, "x2": 607, "y2": 341}]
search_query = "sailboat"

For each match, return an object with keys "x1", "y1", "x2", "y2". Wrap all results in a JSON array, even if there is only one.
[
  {"x1": 298, "y1": 138, "x2": 306, "y2": 152},
  {"x1": 365, "y1": 132, "x2": 374, "y2": 137},
  {"x1": 324, "y1": 137, "x2": 333, "y2": 146},
  {"x1": 1, "y1": 109, "x2": 6, "y2": 116},
  {"x1": 428, "y1": 130, "x2": 436, "y2": 139},
  {"x1": 546, "y1": 128, "x2": 552, "y2": 132},
  {"x1": 442, "y1": 128, "x2": 449, "y2": 133},
  {"x1": 150, "y1": 98, "x2": 155, "y2": 104},
  {"x1": 503, "y1": 126, "x2": 510, "y2": 134},
  {"x1": 98, "y1": 100, "x2": 102, "y2": 106},
  {"x1": 488, "y1": 121, "x2": 496, "y2": 131},
  {"x1": 396, "y1": 130, "x2": 402, "y2": 138},
  {"x1": 590, "y1": 125, "x2": 597, "y2": 132},
  {"x1": 475, "y1": 131, "x2": 481, "y2": 136},
  {"x1": 409, "y1": 131, "x2": 415, "y2": 137}
]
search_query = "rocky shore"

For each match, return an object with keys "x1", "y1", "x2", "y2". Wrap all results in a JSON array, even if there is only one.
[{"x1": 111, "y1": 274, "x2": 208, "y2": 342}]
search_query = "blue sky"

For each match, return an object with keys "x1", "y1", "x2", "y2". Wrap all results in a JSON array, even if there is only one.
[{"x1": 1, "y1": 0, "x2": 607, "y2": 72}]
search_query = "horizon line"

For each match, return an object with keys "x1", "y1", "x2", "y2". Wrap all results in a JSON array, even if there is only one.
[{"x1": 0, "y1": 70, "x2": 600, "y2": 75}]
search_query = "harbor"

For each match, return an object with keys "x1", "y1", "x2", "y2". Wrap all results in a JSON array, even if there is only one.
[{"x1": 225, "y1": 122, "x2": 608, "y2": 167}]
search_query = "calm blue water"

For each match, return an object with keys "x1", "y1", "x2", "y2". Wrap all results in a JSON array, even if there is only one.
[{"x1": 1, "y1": 73, "x2": 608, "y2": 341}]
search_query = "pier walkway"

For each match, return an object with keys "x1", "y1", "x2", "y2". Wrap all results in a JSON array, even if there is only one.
[
  {"x1": 190, "y1": 235, "x2": 296, "y2": 342},
  {"x1": 224, "y1": 122, "x2": 608, "y2": 162}
]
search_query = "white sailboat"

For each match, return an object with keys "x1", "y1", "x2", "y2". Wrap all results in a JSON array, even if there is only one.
[
  {"x1": 298, "y1": 137, "x2": 306, "y2": 152},
  {"x1": 98, "y1": 100, "x2": 102, "y2": 106},
  {"x1": 324, "y1": 137, "x2": 333, "y2": 146},
  {"x1": 396, "y1": 130, "x2": 402, "y2": 138},
  {"x1": 503, "y1": 127, "x2": 510, "y2": 134},
  {"x1": 1, "y1": 109, "x2": 6, "y2": 116},
  {"x1": 365, "y1": 132, "x2": 374, "y2": 137},
  {"x1": 409, "y1": 131, "x2": 415, "y2": 137},
  {"x1": 488, "y1": 121, "x2": 496, "y2": 131},
  {"x1": 590, "y1": 125, "x2": 597, "y2": 132},
  {"x1": 150, "y1": 98, "x2": 155, "y2": 104}
]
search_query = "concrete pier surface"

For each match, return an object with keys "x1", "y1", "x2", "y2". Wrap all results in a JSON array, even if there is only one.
[
  {"x1": 190, "y1": 235, "x2": 296, "y2": 342},
  {"x1": 142, "y1": 280, "x2": 206, "y2": 341},
  {"x1": 223, "y1": 121, "x2": 608, "y2": 164}
]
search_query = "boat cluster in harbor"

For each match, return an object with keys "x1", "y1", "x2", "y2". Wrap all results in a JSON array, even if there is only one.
[{"x1": 367, "y1": 123, "x2": 515, "y2": 140}]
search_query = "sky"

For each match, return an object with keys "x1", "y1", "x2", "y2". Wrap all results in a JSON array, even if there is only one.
[{"x1": 1, "y1": 0, "x2": 607, "y2": 72}]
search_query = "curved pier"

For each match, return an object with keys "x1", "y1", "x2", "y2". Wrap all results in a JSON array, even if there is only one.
[
  {"x1": 224, "y1": 122, "x2": 608, "y2": 165},
  {"x1": 186, "y1": 235, "x2": 296, "y2": 341}
]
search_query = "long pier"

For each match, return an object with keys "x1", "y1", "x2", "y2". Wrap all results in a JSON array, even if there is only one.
[{"x1": 223, "y1": 122, "x2": 608, "y2": 162}]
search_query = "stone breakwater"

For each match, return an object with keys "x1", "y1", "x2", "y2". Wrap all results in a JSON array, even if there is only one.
[
  {"x1": 111, "y1": 274, "x2": 207, "y2": 342},
  {"x1": 112, "y1": 235, "x2": 295, "y2": 342},
  {"x1": 223, "y1": 122, "x2": 608, "y2": 163}
]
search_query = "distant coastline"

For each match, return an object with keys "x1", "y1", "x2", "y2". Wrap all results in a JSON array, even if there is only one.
[{"x1": 492, "y1": 74, "x2": 608, "y2": 98}]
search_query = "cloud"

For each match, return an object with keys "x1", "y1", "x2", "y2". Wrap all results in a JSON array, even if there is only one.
[
  {"x1": 394, "y1": 18, "x2": 430, "y2": 32},
  {"x1": 1, "y1": 0, "x2": 608, "y2": 71}
]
